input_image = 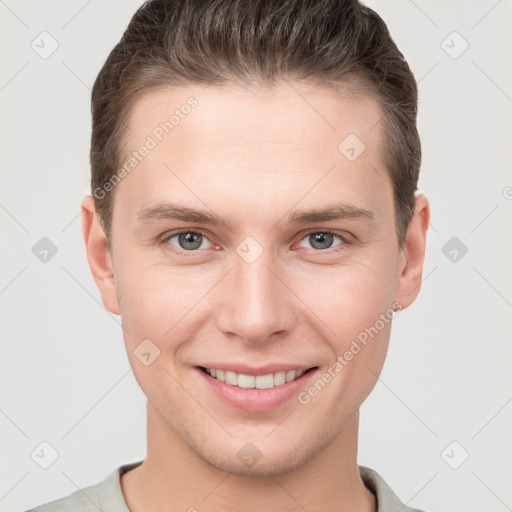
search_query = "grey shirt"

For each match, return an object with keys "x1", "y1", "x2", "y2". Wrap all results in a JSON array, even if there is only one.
[{"x1": 24, "y1": 461, "x2": 426, "y2": 512}]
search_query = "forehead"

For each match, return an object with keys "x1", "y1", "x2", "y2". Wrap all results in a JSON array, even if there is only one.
[
  {"x1": 116, "y1": 81, "x2": 392, "y2": 225},
  {"x1": 125, "y1": 81, "x2": 383, "y2": 151}
]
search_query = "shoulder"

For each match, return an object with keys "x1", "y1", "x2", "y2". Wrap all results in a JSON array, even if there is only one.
[
  {"x1": 21, "y1": 482, "x2": 102, "y2": 512},
  {"x1": 22, "y1": 492, "x2": 97, "y2": 512},
  {"x1": 359, "y1": 465, "x2": 429, "y2": 512},
  {"x1": 21, "y1": 461, "x2": 143, "y2": 512}
]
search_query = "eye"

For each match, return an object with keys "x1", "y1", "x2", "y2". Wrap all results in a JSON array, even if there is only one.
[
  {"x1": 162, "y1": 230, "x2": 213, "y2": 252},
  {"x1": 297, "y1": 230, "x2": 347, "y2": 251},
  {"x1": 160, "y1": 228, "x2": 349, "y2": 255}
]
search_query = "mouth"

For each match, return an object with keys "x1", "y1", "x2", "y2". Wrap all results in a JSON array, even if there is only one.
[{"x1": 198, "y1": 366, "x2": 318, "y2": 389}]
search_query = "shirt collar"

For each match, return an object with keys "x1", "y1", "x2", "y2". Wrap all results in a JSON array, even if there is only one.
[{"x1": 102, "y1": 461, "x2": 422, "y2": 512}]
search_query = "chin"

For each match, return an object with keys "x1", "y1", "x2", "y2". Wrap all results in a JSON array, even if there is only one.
[
  {"x1": 187, "y1": 429, "x2": 332, "y2": 478},
  {"x1": 209, "y1": 447, "x2": 312, "y2": 477}
]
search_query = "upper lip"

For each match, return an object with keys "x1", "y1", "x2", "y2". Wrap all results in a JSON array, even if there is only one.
[{"x1": 197, "y1": 363, "x2": 317, "y2": 376}]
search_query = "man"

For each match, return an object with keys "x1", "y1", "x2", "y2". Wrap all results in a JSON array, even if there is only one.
[{"x1": 26, "y1": 0, "x2": 430, "y2": 510}]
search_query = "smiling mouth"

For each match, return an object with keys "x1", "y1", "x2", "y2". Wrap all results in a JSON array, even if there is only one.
[{"x1": 198, "y1": 366, "x2": 318, "y2": 389}]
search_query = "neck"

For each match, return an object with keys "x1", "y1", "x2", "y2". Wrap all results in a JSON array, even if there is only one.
[{"x1": 121, "y1": 402, "x2": 376, "y2": 512}]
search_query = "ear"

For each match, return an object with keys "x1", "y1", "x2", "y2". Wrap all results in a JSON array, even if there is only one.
[
  {"x1": 394, "y1": 192, "x2": 430, "y2": 310},
  {"x1": 81, "y1": 196, "x2": 120, "y2": 315}
]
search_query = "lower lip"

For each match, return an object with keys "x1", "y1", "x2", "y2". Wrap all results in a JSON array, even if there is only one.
[{"x1": 195, "y1": 367, "x2": 319, "y2": 412}]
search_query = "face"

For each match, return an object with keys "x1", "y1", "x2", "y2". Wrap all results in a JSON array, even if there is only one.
[{"x1": 83, "y1": 81, "x2": 428, "y2": 476}]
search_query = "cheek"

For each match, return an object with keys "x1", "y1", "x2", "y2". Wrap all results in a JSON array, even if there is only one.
[
  {"x1": 116, "y1": 266, "x2": 192, "y2": 394},
  {"x1": 115, "y1": 259, "x2": 215, "y2": 351},
  {"x1": 302, "y1": 262, "x2": 395, "y2": 404},
  {"x1": 292, "y1": 256, "x2": 396, "y2": 339}
]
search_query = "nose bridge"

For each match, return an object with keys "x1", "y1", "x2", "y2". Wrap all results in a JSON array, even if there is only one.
[{"x1": 215, "y1": 248, "x2": 296, "y2": 343}]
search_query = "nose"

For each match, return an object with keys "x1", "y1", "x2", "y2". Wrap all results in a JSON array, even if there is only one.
[{"x1": 215, "y1": 252, "x2": 298, "y2": 345}]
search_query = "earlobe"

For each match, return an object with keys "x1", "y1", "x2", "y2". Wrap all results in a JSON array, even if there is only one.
[
  {"x1": 81, "y1": 196, "x2": 120, "y2": 315},
  {"x1": 394, "y1": 193, "x2": 430, "y2": 310}
]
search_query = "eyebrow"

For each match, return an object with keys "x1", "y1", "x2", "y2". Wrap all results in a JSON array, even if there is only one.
[{"x1": 135, "y1": 201, "x2": 376, "y2": 230}]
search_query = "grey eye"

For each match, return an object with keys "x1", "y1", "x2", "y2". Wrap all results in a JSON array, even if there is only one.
[
  {"x1": 308, "y1": 232, "x2": 335, "y2": 250},
  {"x1": 297, "y1": 231, "x2": 344, "y2": 251},
  {"x1": 173, "y1": 232, "x2": 206, "y2": 250}
]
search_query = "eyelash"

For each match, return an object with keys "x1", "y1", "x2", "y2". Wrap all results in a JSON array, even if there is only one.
[{"x1": 159, "y1": 229, "x2": 350, "y2": 255}]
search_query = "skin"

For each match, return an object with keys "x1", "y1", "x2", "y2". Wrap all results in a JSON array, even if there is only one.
[{"x1": 81, "y1": 81, "x2": 430, "y2": 512}]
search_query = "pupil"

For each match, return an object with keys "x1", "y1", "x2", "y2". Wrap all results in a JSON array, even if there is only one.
[
  {"x1": 311, "y1": 232, "x2": 333, "y2": 249},
  {"x1": 180, "y1": 232, "x2": 202, "y2": 250}
]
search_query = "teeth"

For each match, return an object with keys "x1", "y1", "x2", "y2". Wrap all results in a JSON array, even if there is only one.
[
  {"x1": 204, "y1": 367, "x2": 309, "y2": 388},
  {"x1": 238, "y1": 374, "x2": 255, "y2": 388},
  {"x1": 255, "y1": 374, "x2": 274, "y2": 389},
  {"x1": 274, "y1": 371, "x2": 286, "y2": 386},
  {"x1": 225, "y1": 371, "x2": 238, "y2": 386}
]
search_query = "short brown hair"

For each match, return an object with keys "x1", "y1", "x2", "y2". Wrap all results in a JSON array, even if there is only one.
[{"x1": 90, "y1": 0, "x2": 421, "y2": 249}]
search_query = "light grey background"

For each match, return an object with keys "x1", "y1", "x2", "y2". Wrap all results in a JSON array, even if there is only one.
[{"x1": 1, "y1": 1, "x2": 511, "y2": 511}]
